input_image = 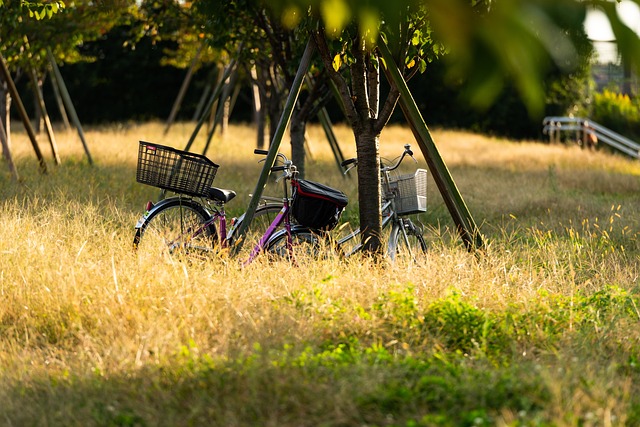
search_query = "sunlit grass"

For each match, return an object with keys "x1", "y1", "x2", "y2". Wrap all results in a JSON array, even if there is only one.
[{"x1": 1, "y1": 121, "x2": 640, "y2": 425}]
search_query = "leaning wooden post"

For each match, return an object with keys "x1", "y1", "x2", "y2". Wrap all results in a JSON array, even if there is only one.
[
  {"x1": 232, "y1": 38, "x2": 315, "y2": 252},
  {"x1": 30, "y1": 66, "x2": 61, "y2": 165},
  {"x1": 47, "y1": 48, "x2": 93, "y2": 165},
  {"x1": 318, "y1": 107, "x2": 347, "y2": 177},
  {"x1": 47, "y1": 67, "x2": 71, "y2": 130},
  {"x1": 378, "y1": 39, "x2": 484, "y2": 251},
  {"x1": 0, "y1": 52, "x2": 47, "y2": 173},
  {"x1": 0, "y1": 117, "x2": 18, "y2": 181},
  {"x1": 164, "y1": 43, "x2": 203, "y2": 135},
  {"x1": 182, "y1": 58, "x2": 237, "y2": 152},
  {"x1": 202, "y1": 68, "x2": 239, "y2": 156}
]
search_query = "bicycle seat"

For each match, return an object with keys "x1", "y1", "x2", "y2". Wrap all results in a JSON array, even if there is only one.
[{"x1": 208, "y1": 187, "x2": 236, "y2": 203}]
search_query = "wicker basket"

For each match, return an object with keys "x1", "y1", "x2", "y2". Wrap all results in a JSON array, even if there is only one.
[
  {"x1": 136, "y1": 141, "x2": 219, "y2": 197},
  {"x1": 388, "y1": 169, "x2": 427, "y2": 215}
]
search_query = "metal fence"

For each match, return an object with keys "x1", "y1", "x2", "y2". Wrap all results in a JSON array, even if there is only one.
[{"x1": 542, "y1": 116, "x2": 640, "y2": 160}]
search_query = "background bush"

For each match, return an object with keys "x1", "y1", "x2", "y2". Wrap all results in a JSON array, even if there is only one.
[{"x1": 591, "y1": 89, "x2": 640, "y2": 140}]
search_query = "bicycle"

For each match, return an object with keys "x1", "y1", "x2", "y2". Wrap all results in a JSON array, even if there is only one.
[
  {"x1": 336, "y1": 144, "x2": 428, "y2": 260},
  {"x1": 132, "y1": 141, "x2": 347, "y2": 263}
]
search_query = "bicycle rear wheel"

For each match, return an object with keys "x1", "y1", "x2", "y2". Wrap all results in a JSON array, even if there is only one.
[
  {"x1": 134, "y1": 198, "x2": 217, "y2": 255},
  {"x1": 388, "y1": 218, "x2": 427, "y2": 261}
]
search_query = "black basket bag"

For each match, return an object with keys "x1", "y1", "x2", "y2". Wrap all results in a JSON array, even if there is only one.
[{"x1": 291, "y1": 179, "x2": 348, "y2": 230}]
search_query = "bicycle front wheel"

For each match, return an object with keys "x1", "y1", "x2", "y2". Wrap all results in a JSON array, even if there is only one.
[
  {"x1": 264, "y1": 228, "x2": 324, "y2": 262},
  {"x1": 388, "y1": 218, "x2": 427, "y2": 261},
  {"x1": 134, "y1": 198, "x2": 217, "y2": 255},
  {"x1": 228, "y1": 203, "x2": 287, "y2": 248}
]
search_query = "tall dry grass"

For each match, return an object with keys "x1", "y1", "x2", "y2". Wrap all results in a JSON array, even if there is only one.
[{"x1": 1, "y1": 121, "x2": 640, "y2": 425}]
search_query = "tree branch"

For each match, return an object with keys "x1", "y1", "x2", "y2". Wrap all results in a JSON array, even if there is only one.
[
  {"x1": 375, "y1": 47, "x2": 400, "y2": 134},
  {"x1": 349, "y1": 32, "x2": 371, "y2": 121},
  {"x1": 375, "y1": 83, "x2": 400, "y2": 134},
  {"x1": 366, "y1": 51, "x2": 379, "y2": 120},
  {"x1": 311, "y1": 29, "x2": 360, "y2": 128}
]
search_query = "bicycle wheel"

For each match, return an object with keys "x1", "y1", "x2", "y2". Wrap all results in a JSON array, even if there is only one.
[
  {"x1": 228, "y1": 203, "x2": 287, "y2": 248},
  {"x1": 134, "y1": 198, "x2": 217, "y2": 255},
  {"x1": 388, "y1": 218, "x2": 427, "y2": 261},
  {"x1": 264, "y1": 228, "x2": 323, "y2": 261}
]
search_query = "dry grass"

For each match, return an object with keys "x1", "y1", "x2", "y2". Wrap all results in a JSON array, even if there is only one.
[{"x1": 1, "y1": 121, "x2": 640, "y2": 425}]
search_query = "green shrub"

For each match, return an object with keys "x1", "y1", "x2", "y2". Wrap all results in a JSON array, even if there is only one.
[{"x1": 591, "y1": 89, "x2": 640, "y2": 139}]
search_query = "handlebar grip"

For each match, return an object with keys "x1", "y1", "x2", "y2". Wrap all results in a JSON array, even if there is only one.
[
  {"x1": 341, "y1": 158, "x2": 357, "y2": 167},
  {"x1": 254, "y1": 149, "x2": 269, "y2": 155},
  {"x1": 271, "y1": 165, "x2": 286, "y2": 172}
]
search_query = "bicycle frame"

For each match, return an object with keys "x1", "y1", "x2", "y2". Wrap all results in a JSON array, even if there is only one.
[
  {"x1": 135, "y1": 149, "x2": 316, "y2": 264},
  {"x1": 337, "y1": 144, "x2": 424, "y2": 259}
]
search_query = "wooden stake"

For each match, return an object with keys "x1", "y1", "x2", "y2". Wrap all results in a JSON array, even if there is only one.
[
  {"x1": 47, "y1": 48, "x2": 93, "y2": 165},
  {"x1": 164, "y1": 43, "x2": 203, "y2": 135},
  {"x1": 30, "y1": 66, "x2": 61, "y2": 165},
  {"x1": 183, "y1": 58, "x2": 237, "y2": 153},
  {"x1": 232, "y1": 38, "x2": 315, "y2": 252},
  {"x1": 378, "y1": 38, "x2": 483, "y2": 251},
  {"x1": 47, "y1": 67, "x2": 71, "y2": 130}
]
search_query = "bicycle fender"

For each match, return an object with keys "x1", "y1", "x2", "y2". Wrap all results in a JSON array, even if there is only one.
[{"x1": 134, "y1": 197, "x2": 202, "y2": 229}]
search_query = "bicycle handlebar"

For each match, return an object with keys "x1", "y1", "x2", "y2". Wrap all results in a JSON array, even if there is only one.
[
  {"x1": 342, "y1": 144, "x2": 416, "y2": 175},
  {"x1": 254, "y1": 149, "x2": 297, "y2": 177},
  {"x1": 341, "y1": 158, "x2": 357, "y2": 168}
]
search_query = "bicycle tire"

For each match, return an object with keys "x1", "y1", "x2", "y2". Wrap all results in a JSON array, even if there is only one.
[
  {"x1": 134, "y1": 198, "x2": 217, "y2": 255},
  {"x1": 388, "y1": 218, "x2": 427, "y2": 261},
  {"x1": 228, "y1": 203, "x2": 288, "y2": 247},
  {"x1": 264, "y1": 227, "x2": 323, "y2": 261}
]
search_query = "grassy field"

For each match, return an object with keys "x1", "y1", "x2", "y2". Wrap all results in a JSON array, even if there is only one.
[{"x1": 1, "y1": 121, "x2": 639, "y2": 426}]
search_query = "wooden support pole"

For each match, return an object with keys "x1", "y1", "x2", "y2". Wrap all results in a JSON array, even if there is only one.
[
  {"x1": 183, "y1": 58, "x2": 237, "y2": 153},
  {"x1": 30, "y1": 66, "x2": 61, "y2": 165},
  {"x1": 232, "y1": 38, "x2": 315, "y2": 252},
  {"x1": 378, "y1": 39, "x2": 483, "y2": 252},
  {"x1": 317, "y1": 107, "x2": 347, "y2": 177},
  {"x1": 0, "y1": 52, "x2": 47, "y2": 173},
  {"x1": 47, "y1": 67, "x2": 71, "y2": 130},
  {"x1": 47, "y1": 48, "x2": 93, "y2": 165},
  {"x1": 202, "y1": 68, "x2": 238, "y2": 156},
  {"x1": 164, "y1": 43, "x2": 203, "y2": 135}
]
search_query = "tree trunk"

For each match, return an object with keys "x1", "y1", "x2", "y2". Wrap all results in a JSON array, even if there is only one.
[
  {"x1": 250, "y1": 65, "x2": 266, "y2": 149},
  {"x1": 354, "y1": 125, "x2": 383, "y2": 254},
  {"x1": 312, "y1": 29, "x2": 392, "y2": 255},
  {"x1": 290, "y1": 106, "x2": 306, "y2": 178},
  {"x1": 267, "y1": 95, "x2": 281, "y2": 146},
  {"x1": 1, "y1": 82, "x2": 10, "y2": 154},
  {"x1": 255, "y1": 95, "x2": 266, "y2": 149},
  {"x1": 0, "y1": 117, "x2": 18, "y2": 181}
]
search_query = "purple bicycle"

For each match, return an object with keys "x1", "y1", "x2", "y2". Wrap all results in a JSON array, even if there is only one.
[{"x1": 132, "y1": 142, "x2": 347, "y2": 263}]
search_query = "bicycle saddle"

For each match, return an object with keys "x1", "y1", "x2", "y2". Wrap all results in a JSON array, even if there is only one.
[{"x1": 208, "y1": 187, "x2": 237, "y2": 203}]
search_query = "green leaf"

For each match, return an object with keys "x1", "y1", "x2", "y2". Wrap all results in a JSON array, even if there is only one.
[
  {"x1": 418, "y1": 59, "x2": 427, "y2": 73},
  {"x1": 411, "y1": 30, "x2": 421, "y2": 46}
]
